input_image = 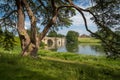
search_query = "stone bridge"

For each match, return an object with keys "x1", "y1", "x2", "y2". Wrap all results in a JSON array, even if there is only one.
[{"x1": 42, "y1": 37, "x2": 66, "y2": 49}]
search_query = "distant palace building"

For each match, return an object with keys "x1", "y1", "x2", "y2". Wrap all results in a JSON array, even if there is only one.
[{"x1": 79, "y1": 34, "x2": 90, "y2": 38}]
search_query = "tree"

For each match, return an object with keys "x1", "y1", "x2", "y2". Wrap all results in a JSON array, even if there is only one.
[
  {"x1": 0, "y1": 0, "x2": 119, "y2": 58},
  {"x1": 47, "y1": 30, "x2": 57, "y2": 37},
  {"x1": 47, "y1": 30, "x2": 65, "y2": 37},
  {"x1": 115, "y1": 31, "x2": 120, "y2": 36},
  {"x1": 66, "y1": 31, "x2": 79, "y2": 44},
  {"x1": 66, "y1": 30, "x2": 79, "y2": 53},
  {"x1": 64, "y1": 0, "x2": 120, "y2": 58},
  {"x1": 0, "y1": 26, "x2": 3, "y2": 46},
  {"x1": 57, "y1": 34, "x2": 65, "y2": 38},
  {"x1": 0, "y1": 0, "x2": 75, "y2": 56},
  {"x1": 90, "y1": 0, "x2": 120, "y2": 58}
]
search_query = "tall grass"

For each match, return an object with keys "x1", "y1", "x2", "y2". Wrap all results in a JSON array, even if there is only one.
[
  {"x1": 0, "y1": 37, "x2": 120, "y2": 80},
  {"x1": 39, "y1": 50, "x2": 120, "y2": 69},
  {"x1": 0, "y1": 52, "x2": 120, "y2": 80}
]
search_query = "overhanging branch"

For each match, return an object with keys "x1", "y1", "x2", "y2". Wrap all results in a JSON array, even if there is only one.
[
  {"x1": 57, "y1": 5, "x2": 74, "y2": 11},
  {"x1": 39, "y1": 4, "x2": 74, "y2": 41},
  {"x1": 38, "y1": 0, "x2": 48, "y2": 11},
  {"x1": 66, "y1": 0, "x2": 120, "y2": 55},
  {"x1": 0, "y1": 10, "x2": 17, "y2": 22}
]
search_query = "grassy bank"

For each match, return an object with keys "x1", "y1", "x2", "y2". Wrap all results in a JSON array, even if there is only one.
[
  {"x1": 0, "y1": 49, "x2": 120, "y2": 80},
  {"x1": 78, "y1": 38, "x2": 101, "y2": 43}
]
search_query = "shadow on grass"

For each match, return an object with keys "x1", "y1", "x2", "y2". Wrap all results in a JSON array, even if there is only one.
[
  {"x1": 0, "y1": 53, "x2": 58, "y2": 80},
  {"x1": 0, "y1": 64, "x2": 57, "y2": 80},
  {"x1": 0, "y1": 53, "x2": 120, "y2": 80}
]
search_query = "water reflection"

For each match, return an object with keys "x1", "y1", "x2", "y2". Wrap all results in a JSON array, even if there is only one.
[
  {"x1": 66, "y1": 42, "x2": 78, "y2": 53},
  {"x1": 47, "y1": 43, "x2": 105, "y2": 56},
  {"x1": 90, "y1": 44, "x2": 104, "y2": 53},
  {"x1": 77, "y1": 43, "x2": 105, "y2": 55}
]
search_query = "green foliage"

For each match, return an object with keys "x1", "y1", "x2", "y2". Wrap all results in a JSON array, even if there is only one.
[
  {"x1": 66, "y1": 30, "x2": 79, "y2": 44},
  {"x1": 91, "y1": 29, "x2": 120, "y2": 58},
  {"x1": 39, "y1": 50, "x2": 120, "y2": 68},
  {"x1": 40, "y1": 41, "x2": 46, "y2": 49},
  {"x1": 34, "y1": 0, "x2": 76, "y2": 28},
  {"x1": 66, "y1": 31, "x2": 79, "y2": 53},
  {"x1": 0, "y1": 50, "x2": 120, "y2": 80},
  {"x1": 89, "y1": 0, "x2": 120, "y2": 58},
  {"x1": 57, "y1": 34, "x2": 65, "y2": 37},
  {"x1": 47, "y1": 30, "x2": 65, "y2": 37},
  {"x1": 3, "y1": 30, "x2": 16, "y2": 50},
  {"x1": 0, "y1": 0, "x2": 75, "y2": 54},
  {"x1": 115, "y1": 31, "x2": 120, "y2": 36},
  {"x1": 0, "y1": 0, "x2": 119, "y2": 58},
  {"x1": 47, "y1": 30, "x2": 57, "y2": 37},
  {"x1": 0, "y1": 30, "x2": 16, "y2": 51},
  {"x1": 91, "y1": 0, "x2": 120, "y2": 29},
  {"x1": 78, "y1": 38, "x2": 101, "y2": 43},
  {"x1": 0, "y1": 27, "x2": 3, "y2": 45}
]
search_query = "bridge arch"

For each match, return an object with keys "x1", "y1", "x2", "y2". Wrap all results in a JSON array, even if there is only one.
[
  {"x1": 42, "y1": 37, "x2": 66, "y2": 49},
  {"x1": 47, "y1": 39, "x2": 53, "y2": 47}
]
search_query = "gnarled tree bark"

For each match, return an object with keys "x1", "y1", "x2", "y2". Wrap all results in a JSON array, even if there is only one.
[
  {"x1": 16, "y1": 0, "x2": 31, "y2": 56},
  {"x1": 22, "y1": 0, "x2": 39, "y2": 57}
]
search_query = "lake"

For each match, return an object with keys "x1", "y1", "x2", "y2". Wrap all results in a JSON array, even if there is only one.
[{"x1": 47, "y1": 43, "x2": 105, "y2": 56}]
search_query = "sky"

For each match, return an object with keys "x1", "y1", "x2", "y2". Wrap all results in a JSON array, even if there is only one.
[
  {"x1": 57, "y1": 11, "x2": 98, "y2": 35},
  {"x1": 25, "y1": 0, "x2": 98, "y2": 36},
  {"x1": 57, "y1": 0, "x2": 98, "y2": 36}
]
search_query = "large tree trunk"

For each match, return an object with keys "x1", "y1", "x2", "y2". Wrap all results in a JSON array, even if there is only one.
[
  {"x1": 16, "y1": 0, "x2": 58, "y2": 57},
  {"x1": 16, "y1": 0, "x2": 30, "y2": 56},
  {"x1": 22, "y1": 0, "x2": 39, "y2": 57},
  {"x1": 16, "y1": 0, "x2": 39, "y2": 57}
]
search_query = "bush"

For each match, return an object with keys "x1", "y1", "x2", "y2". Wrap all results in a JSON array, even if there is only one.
[
  {"x1": 40, "y1": 41, "x2": 46, "y2": 49},
  {"x1": 66, "y1": 31, "x2": 79, "y2": 44}
]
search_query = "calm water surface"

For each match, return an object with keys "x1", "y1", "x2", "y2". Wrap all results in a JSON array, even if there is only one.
[{"x1": 49, "y1": 43, "x2": 105, "y2": 56}]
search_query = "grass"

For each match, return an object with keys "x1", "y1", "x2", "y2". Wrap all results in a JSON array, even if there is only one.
[
  {"x1": 78, "y1": 37, "x2": 101, "y2": 43},
  {"x1": 0, "y1": 49, "x2": 120, "y2": 80},
  {"x1": 39, "y1": 50, "x2": 120, "y2": 69},
  {"x1": 0, "y1": 37, "x2": 119, "y2": 80}
]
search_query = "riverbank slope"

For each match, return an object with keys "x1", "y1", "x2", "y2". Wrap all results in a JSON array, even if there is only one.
[{"x1": 0, "y1": 50, "x2": 120, "y2": 80}]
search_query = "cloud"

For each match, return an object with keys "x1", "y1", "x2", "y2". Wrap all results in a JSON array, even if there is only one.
[
  {"x1": 25, "y1": 21, "x2": 30, "y2": 29},
  {"x1": 58, "y1": 11, "x2": 98, "y2": 35},
  {"x1": 76, "y1": 0, "x2": 92, "y2": 8},
  {"x1": 71, "y1": 11, "x2": 95, "y2": 27},
  {"x1": 68, "y1": 11, "x2": 98, "y2": 35},
  {"x1": 57, "y1": 25, "x2": 90, "y2": 35}
]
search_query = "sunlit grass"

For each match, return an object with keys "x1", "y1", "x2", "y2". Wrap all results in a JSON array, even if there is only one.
[
  {"x1": 78, "y1": 37, "x2": 101, "y2": 43},
  {"x1": 0, "y1": 51, "x2": 120, "y2": 80},
  {"x1": 39, "y1": 50, "x2": 120, "y2": 69},
  {"x1": 0, "y1": 37, "x2": 120, "y2": 80}
]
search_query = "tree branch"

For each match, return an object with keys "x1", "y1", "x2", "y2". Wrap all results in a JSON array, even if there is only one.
[
  {"x1": 39, "y1": 4, "x2": 73, "y2": 41},
  {"x1": 38, "y1": 0, "x2": 48, "y2": 11},
  {"x1": 39, "y1": 0, "x2": 58, "y2": 41},
  {"x1": 66, "y1": 0, "x2": 120, "y2": 55},
  {"x1": 57, "y1": 5, "x2": 74, "y2": 11},
  {"x1": 22, "y1": 0, "x2": 38, "y2": 44},
  {"x1": 0, "y1": 10, "x2": 17, "y2": 22}
]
